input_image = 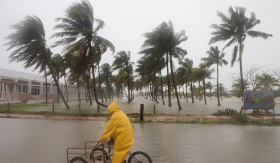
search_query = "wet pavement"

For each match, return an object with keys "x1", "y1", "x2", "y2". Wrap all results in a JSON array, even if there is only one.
[
  {"x1": 1, "y1": 118, "x2": 280, "y2": 163},
  {"x1": 20, "y1": 97, "x2": 280, "y2": 115}
]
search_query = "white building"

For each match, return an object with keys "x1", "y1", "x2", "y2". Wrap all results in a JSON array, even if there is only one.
[{"x1": 0, "y1": 68, "x2": 85, "y2": 102}]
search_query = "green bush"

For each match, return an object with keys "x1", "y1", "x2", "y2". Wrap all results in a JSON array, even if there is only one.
[
  {"x1": 213, "y1": 108, "x2": 238, "y2": 115},
  {"x1": 231, "y1": 114, "x2": 248, "y2": 123}
]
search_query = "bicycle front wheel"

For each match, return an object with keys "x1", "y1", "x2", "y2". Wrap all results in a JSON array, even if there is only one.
[{"x1": 128, "y1": 151, "x2": 152, "y2": 163}]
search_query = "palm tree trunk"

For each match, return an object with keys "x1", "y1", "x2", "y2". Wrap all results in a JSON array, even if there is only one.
[
  {"x1": 166, "y1": 53, "x2": 172, "y2": 107},
  {"x1": 86, "y1": 70, "x2": 93, "y2": 105},
  {"x1": 107, "y1": 82, "x2": 111, "y2": 101},
  {"x1": 239, "y1": 43, "x2": 244, "y2": 101},
  {"x1": 88, "y1": 37, "x2": 108, "y2": 108},
  {"x1": 131, "y1": 89, "x2": 133, "y2": 101},
  {"x1": 101, "y1": 86, "x2": 107, "y2": 102},
  {"x1": 46, "y1": 62, "x2": 70, "y2": 109},
  {"x1": 186, "y1": 84, "x2": 188, "y2": 102},
  {"x1": 199, "y1": 80, "x2": 201, "y2": 101},
  {"x1": 127, "y1": 66, "x2": 131, "y2": 103},
  {"x1": 85, "y1": 85, "x2": 88, "y2": 102},
  {"x1": 97, "y1": 63, "x2": 104, "y2": 103},
  {"x1": 45, "y1": 68, "x2": 48, "y2": 104},
  {"x1": 77, "y1": 77, "x2": 81, "y2": 103},
  {"x1": 170, "y1": 55, "x2": 182, "y2": 110},
  {"x1": 57, "y1": 73, "x2": 60, "y2": 102},
  {"x1": 90, "y1": 64, "x2": 108, "y2": 108},
  {"x1": 217, "y1": 64, "x2": 221, "y2": 106},
  {"x1": 191, "y1": 81, "x2": 194, "y2": 103},
  {"x1": 179, "y1": 86, "x2": 181, "y2": 99},
  {"x1": 124, "y1": 88, "x2": 128, "y2": 98},
  {"x1": 154, "y1": 74, "x2": 157, "y2": 101},
  {"x1": 110, "y1": 78, "x2": 113, "y2": 101},
  {"x1": 160, "y1": 70, "x2": 165, "y2": 105},
  {"x1": 64, "y1": 75, "x2": 68, "y2": 102},
  {"x1": 203, "y1": 79, "x2": 207, "y2": 105}
]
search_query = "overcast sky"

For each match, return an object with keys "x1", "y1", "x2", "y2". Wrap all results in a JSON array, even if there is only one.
[{"x1": 0, "y1": 0, "x2": 279, "y2": 89}]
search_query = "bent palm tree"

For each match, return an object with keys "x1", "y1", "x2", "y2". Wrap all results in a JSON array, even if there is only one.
[
  {"x1": 202, "y1": 46, "x2": 228, "y2": 106},
  {"x1": 209, "y1": 7, "x2": 272, "y2": 100},
  {"x1": 4, "y1": 15, "x2": 70, "y2": 109},
  {"x1": 51, "y1": 0, "x2": 115, "y2": 108}
]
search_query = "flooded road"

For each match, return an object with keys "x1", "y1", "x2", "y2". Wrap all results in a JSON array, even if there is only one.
[
  {"x1": 1, "y1": 118, "x2": 280, "y2": 163},
  {"x1": 23, "y1": 97, "x2": 280, "y2": 115}
]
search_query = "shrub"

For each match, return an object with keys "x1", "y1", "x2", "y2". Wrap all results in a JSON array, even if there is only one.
[
  {"x1": 213, "y1": 108, "x2": 238, "y2": 115},
  {"x1": 231, "y1": 114, "x2": 248, "y2": 123}
]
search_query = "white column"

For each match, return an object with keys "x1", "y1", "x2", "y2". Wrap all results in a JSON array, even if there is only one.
[
  {"x1": 14, "y1": 78, "x2": 18, "y2": 101},
  {"x1": 2, "y1": 82, "x2": 4, "y2": 100},
  {"x1": 28, "y1": 80, "x2": 31, "y2": 94},
  {"x1": 6, "y1": 84, "x2": 10, "y2": 101},
  {"x1": 40, "y1": 81, "x2": 43, "y2": 95},
  {"x1": 50, "y1": 82, "x2": 53, "y2": 94}
]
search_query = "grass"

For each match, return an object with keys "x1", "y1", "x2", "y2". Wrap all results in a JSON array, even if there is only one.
[{"x1": 0, "y1": 103, "x2": 45, "y2": 112}]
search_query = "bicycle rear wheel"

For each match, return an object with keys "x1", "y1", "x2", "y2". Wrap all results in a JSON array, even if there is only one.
[
  {"x1": 70, "y1": 157, "x2": 87, "y2": 163},
  {"x1": 128, "y1": 151, "x2": 152, "y2": 163}
]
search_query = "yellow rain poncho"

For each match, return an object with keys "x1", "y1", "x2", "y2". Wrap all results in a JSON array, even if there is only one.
[{"x1": 99, "y1": 101, "x2": 134, "y2": 163}]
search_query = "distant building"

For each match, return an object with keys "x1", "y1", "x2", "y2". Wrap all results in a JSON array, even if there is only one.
[{"x1": 0, "y1": 68, "x2": 85, "y2": 102}]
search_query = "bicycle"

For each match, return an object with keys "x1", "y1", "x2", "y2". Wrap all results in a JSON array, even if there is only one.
[{"x1": 67, "y1": 140, "x2": 152, "y2": 163}]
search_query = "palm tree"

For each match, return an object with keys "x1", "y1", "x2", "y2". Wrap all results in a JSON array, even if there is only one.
[
  {"x1": 51, "y1": 0, "x2": 115, "y2": 108},
  {"x1": 112, "y1": 51, "x2": 134, "y2": 103},
  {"x1": 217, "y1": 83, "x2": 225, "y2": 100},
  {"x1": 100, "y1": 63, "x2": 113, "y2": 101},
  {"x1": 198, "y1": 63, "x2": 215, "y2": 104},
  {"x1": 178, "y1": 58, "x2": 195, "y2": 103},
  {"x1": 202, "y1": 46, "x2": 228, "y2": 106},
  {"x1": 206, "y1": 82, "x2": 214, "y2": 99},
  {"x1": 255, "y1": 73, "x2": 279, "y2": 90},
  {"x1": 209, "y1": 7, "x2": 272, "y2": 100},
  {"x1": 48, "y1": 54, "x2": 63, "y2": 102},
  {"x1": 176, "y1": 64, "x2": 190, "y2": 102},
  {"x1": 4, "y1": 15, "x2": 70, "y2": 109},
  {"x1": 140, "y1": 21, "x2": 188, "y2": 110},
  {"x1": 232, "y1": 78, "x2": 250, "y2": 98}
]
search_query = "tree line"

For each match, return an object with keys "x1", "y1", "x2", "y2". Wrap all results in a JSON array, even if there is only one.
[{"x1": 4, "y1": 0, "x2": 272, "y2": 109}]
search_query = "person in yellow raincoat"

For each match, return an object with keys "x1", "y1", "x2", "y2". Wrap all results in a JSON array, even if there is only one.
[{"x1": 99, "y1": 101, "x2": 134, "y2": 163}]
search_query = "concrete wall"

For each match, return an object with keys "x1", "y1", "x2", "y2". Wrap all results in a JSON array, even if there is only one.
[
  {"x1": 42, "y1": 94, "x2": 58, "y2": 102},
  {"x1": 19, "y1": 93, "x2": 31, "y2": 101}
]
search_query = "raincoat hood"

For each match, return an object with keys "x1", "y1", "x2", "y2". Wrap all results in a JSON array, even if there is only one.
[{"x1": 107, "y1": 101, "x2": 120, "y2": 115}]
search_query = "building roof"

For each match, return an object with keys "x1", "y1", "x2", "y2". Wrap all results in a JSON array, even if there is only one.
[{"x1": 0, "y1": 68, "x2": 44, "y2": 82}]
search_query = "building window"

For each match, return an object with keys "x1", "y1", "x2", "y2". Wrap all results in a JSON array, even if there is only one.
[
  {"x1": 19, "y1": 85, "x2": 21, "y2": 93},
  {"x1": 31, "y1": 86, "x2": 40, "y2": 95},
  {"x1": 53, "y1": 87, "x2": 58, "y2": 94},
  {"x1": 23, "y1": 86, "x2": 28, "y2": 93},
  {"x1": 43, "y1": 87, "x2": 50, "y2": 94}
]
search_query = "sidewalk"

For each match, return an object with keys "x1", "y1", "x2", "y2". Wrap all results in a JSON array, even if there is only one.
[{"x1": 0, "y1": 113, "x2": 279, "y2": 123}]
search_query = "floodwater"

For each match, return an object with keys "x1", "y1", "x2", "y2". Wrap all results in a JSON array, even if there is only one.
[
  {"x1": 1, "y1": 118, "x2": 280, "y2": 163},
  {"x1": 24, "y1": 97, "x2": 280, "y2": 115}
]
